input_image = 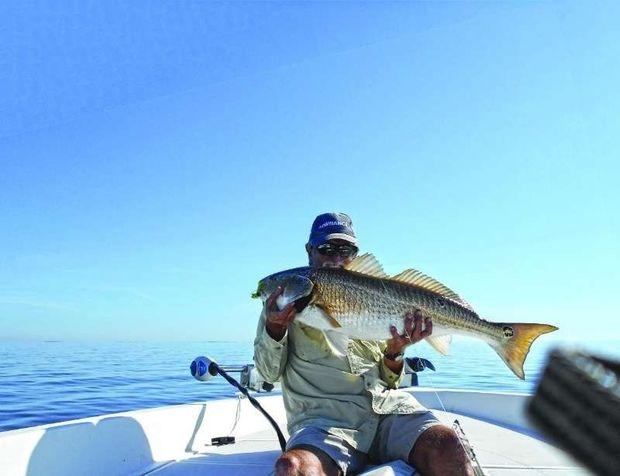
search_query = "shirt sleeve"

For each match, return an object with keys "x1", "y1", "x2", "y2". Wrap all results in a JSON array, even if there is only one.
[{"x1": 253, "y1": 305, "x2": 289, "y2": 383}]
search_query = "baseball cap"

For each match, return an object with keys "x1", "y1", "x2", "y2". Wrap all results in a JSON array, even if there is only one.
[{"x1": 308, "y1": 212, "x2": 358, "y2": 247}]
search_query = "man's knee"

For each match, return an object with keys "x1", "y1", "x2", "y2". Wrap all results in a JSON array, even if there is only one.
[
  {"x1": 409, "y1": 425, "x2": 473, "y2": 475},
  {"x1": 275, "y1": 447, "x2": 340, "y2": 476},
  {"x1": 423, "y1": 426, "x2": 464, "y2": 457},
  {"x1": 275, "y1": 451, "x2": 302, "y2": 475}
]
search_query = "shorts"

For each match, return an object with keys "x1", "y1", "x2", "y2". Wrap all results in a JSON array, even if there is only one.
[{"x1": 286, "y1": 411, "x2": 442, "y2": 475}]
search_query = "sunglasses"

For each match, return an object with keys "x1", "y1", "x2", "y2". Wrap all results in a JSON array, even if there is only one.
[{"x1": 316, "y1": 243, "x2": 358, "y2": 257}]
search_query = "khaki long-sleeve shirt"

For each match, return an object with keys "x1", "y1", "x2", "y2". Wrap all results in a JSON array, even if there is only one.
[{"x1": 253, "y1": 306, "x2": 427, "y2": 453}]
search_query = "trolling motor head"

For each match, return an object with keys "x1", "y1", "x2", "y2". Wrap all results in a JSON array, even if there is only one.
[
  {"x1": 190, "y1": 356, "x2": 274, "y2": 391},
  {"x1": 190, "y1": 356, "x2": 218, "y2": 382}
]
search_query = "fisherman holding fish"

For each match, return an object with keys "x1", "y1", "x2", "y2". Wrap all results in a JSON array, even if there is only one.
[{"x1": 253, "y1": 213, "x2": 477, "y2": 475}]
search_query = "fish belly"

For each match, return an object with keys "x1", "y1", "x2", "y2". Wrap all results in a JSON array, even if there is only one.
[
  {"x1": 333, "y1": 312, "x2": 408, "y2": 341},
  {"x1": 295, "y1": 307, "x2": 397, "y2": 340}
]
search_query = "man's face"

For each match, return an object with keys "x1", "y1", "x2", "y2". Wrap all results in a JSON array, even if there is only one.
[{"x1": 306, "y1": 239, "x2": 358, "y2": 269}]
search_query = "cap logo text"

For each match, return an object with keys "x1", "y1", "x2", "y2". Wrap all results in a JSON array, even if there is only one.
[{"x1": 318, "y1": 220, "x2": 349, "y2": 229}]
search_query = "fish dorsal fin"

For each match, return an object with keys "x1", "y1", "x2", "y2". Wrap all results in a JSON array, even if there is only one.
[
  {"x1": 344, "y1": 253, "x2": 389, "y2": 278},
  {"x1": 426, "y1": 335, "x2": 452, "y2": 355},
  {"x1": 391, "y1": 268, "x2": 474, "y2": 311}
]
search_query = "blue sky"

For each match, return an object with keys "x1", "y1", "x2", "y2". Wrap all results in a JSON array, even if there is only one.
[{"x1": 1, "y1": 1, "x2": 618, "y2": 343}]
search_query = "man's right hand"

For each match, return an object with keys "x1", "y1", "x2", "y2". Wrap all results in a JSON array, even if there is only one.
[{"x1": 265, "y1": 286, "x2": 297, "y2": 341}]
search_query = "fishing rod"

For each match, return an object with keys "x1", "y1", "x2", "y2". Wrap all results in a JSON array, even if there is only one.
[{"x1": 190, "y1": 356, "x2": 287, "y2": 452}]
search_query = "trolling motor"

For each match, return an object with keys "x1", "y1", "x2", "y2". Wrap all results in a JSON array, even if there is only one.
[
  {"x1": 191, "y1": 359, "x2": 275, "y2": 392},
  {"x1": 404, "y1": 357, "x2": 436, "y2": 386},
  {"x1": 190, "y1": 356, "x2": 287, "y2": 452}
]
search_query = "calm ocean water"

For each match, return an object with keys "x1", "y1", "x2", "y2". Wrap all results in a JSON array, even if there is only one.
[{"x1": 1, "y1": 338, "x2": 618, "y2": 432}]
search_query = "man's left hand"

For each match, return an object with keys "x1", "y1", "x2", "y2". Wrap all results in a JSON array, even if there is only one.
[{"x1": 386, "y1": 309, "x2": 433, "y2": 355}]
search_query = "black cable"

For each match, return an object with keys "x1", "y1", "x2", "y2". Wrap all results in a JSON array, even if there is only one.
[{"x1": 213, "y1": 363, "x2": 287, "y2": 453}]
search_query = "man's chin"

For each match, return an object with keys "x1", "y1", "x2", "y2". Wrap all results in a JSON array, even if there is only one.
[{"x1": 321, "y1": 262, "x2": 342, "y2": 268}]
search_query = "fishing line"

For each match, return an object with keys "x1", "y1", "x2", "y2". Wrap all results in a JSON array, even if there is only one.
[
  {"x1": 419, "y1": 366, "x2": 487, "y2": 475},
  {"x1": 413, "y1": 355, "x2": 486, "y2": 475},
  {"x1": 227, "y1": 393, "x2": 243, "y2": 436},
  {"x1": 415, "y1": 356, "x2": 448, "y2": 413}
]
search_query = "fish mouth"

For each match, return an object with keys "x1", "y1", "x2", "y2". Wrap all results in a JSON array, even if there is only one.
[{"x1": 250, "y1": 281, "x2": 263, "y2": 299}]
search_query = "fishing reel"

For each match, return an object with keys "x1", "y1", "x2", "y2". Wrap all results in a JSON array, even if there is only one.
[{"x1": 403, "y1": 357, "x2": 436, "y2": 387}]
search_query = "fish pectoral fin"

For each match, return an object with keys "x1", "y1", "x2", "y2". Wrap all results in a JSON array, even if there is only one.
[
  {"x1": 425, "y1": 335, "x2": 452, "y2": 355},
  {"x1": 390, "y1": 269, "x2": 475, "y2": 312},
  {"x1": 344, "y1": 253, "x2": 389, "y2": 278},
  {"x1": 315, "y1": 304, "x2": 342, "y2": 328}
]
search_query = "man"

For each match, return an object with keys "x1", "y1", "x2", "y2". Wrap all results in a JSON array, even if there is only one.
[{"x1": 254, "y1": 212, "x2": 473, "y2": 475}]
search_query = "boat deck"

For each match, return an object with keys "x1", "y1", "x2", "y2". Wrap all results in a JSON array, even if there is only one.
[{"x1": 149, "y1": 410, "x2": 589, "y2": 476}]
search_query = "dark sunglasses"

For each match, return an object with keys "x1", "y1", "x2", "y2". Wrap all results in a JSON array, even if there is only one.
[{"x1": 316, "y1": 243, "x2": 358, "y2": 257}]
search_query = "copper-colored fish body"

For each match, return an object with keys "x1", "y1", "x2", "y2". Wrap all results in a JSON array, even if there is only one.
[{"x1": 253, "y1": 254, "x2": 558, "y2": 379}]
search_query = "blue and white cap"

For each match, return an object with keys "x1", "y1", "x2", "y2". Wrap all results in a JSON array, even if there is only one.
[{"x1": 308, "y1": 212, "x2": 358, "y2": 247}]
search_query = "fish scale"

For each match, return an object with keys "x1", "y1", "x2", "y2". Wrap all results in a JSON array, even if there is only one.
[{"x1": 314, "y1": 267, "x2": 495, "y2": 340}]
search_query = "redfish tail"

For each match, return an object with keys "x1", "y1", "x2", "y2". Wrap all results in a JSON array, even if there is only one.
[{"x1": 490, "y1": 323, "x2": 558, "y2": 379}]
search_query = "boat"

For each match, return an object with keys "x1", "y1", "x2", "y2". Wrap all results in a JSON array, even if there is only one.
[{"x1": 0, "y1": 357, "x2": 591, "y2": 475}]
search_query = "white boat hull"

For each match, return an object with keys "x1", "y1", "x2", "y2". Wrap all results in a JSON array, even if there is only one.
[{"x1": 0, "y1": 388, "x2": 590, "y2": 475}]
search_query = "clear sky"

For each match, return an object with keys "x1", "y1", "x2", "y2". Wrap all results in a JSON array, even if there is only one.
[{"x1": 1, "y1": 2, "x2": 618, "y2": 343}]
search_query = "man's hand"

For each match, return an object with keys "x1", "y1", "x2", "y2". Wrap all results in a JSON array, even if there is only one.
[
  {"x1": 385, "y1": 309, "x2": 433, "y2": 356},
  {"x1": 265, "y1": 286, "x2": 297, "y2": 341}
]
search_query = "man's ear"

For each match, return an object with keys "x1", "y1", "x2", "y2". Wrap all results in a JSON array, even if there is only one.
[{"x1": 305, "y1": 243, "x2": 313, "y2": 266}]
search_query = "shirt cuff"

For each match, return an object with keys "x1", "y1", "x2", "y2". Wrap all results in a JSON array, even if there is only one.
[
  {"x1": 381, "y1": 358, "x2": 405, "y2": 388},
  {"x1": 261, "y1": 324, "x2": 288, "y2": 348}
]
